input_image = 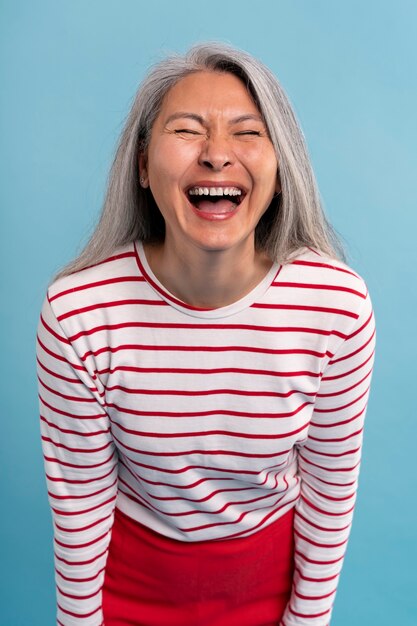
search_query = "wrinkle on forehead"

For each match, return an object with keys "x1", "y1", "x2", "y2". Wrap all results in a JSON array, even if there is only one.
[{"x1": 156, "y1": 71, "x2": 263, "y2": 129}]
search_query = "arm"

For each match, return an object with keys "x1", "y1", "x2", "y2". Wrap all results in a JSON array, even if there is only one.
[
  {"x1": 280, "y1": 288, "x2": 376, "y2": 626},
  {"x1": 37, "y1": 295, "x2": 118, "y2": 626}
]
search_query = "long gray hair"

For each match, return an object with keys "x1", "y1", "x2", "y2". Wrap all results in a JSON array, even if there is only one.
[{"x1": 55, "y1": 41, "x2": 345, "y2": 280}]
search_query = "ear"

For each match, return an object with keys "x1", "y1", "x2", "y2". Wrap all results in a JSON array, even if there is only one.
[{"x1": 138, "y1": 152, "x2": 149, "y2": 188}]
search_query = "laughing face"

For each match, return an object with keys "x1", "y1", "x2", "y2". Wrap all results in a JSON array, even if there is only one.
[{"x1": 139, "y1": 70, "x2": 280, "y2": 259}]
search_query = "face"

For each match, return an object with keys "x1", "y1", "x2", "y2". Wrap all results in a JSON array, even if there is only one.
[{"x1": 139, "y1": 70, "x2": 280, "y2": 258}]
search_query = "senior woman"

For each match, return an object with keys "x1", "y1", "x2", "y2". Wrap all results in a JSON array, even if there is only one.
[{"x1": 37, "y1": 42, "x2": 376, "y2": 626}]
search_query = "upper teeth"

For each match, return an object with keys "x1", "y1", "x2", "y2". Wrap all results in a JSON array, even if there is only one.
[{"x1": 188, "y1": 186, "x2": 242, "y2": 196}]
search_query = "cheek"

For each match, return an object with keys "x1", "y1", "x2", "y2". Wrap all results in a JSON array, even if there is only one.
[
  {"x1": 148, "y1": 142, "x2": 202, "y2": 196},
  {"x1": 238, "y1": 145, "x2": 278, "y2": 180},
  {"x1": 150, "y1": 139, "x2": 200, "y2": 170}
]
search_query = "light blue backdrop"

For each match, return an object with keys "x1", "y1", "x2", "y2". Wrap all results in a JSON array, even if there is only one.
[{"x1": 1, "y1": 1, "x2": 416, "y2": 624}]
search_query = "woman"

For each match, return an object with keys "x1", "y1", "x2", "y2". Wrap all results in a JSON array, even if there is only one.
[{"x1": 37, "y1": 42, "x2": 376, "y2": 626}]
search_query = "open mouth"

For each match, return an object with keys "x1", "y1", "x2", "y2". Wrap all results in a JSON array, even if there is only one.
[{"x1": 185, "y1": 186, "x2": 246, "y2": 214}]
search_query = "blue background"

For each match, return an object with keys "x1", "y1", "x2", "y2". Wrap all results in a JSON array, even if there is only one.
[{"x1": 1, "y1": 1, "x2": 416, "y2": 624}]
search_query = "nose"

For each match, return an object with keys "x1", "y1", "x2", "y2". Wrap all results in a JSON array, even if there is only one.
[{"x1": 198, "y1": 133, "x2": 234, "y2": 171}]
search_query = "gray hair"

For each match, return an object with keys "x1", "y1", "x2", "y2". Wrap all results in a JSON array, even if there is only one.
[{"x1": 55, "y1": 41, "x2": 345, "y2": 280}]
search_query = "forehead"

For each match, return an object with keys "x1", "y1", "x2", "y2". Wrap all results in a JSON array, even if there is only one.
[{"x1": 157, "y1": 71, "x2": 261, "y2": 121}]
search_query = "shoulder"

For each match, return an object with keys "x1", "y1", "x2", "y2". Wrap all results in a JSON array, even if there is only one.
[
  {"x1": 275, "y1": 247, "x2": 372, "y2": 328},
  {"x1": 282, "y1": 246, "x2": 369, "y2": 298},
  {"x1": 46, "y1": 241, "x2": 141, "y2": 320}
]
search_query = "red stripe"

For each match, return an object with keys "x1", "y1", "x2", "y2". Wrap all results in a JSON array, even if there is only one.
[
  {"x1": 116, "y1": 487, "x2": 297, "y2": 539},
  {"x1": 117, "y1": 457, "x2": 287, "y2": 497},
  {"x1": 294, "y1": 548, "x2": 344, "y2": 566},
  {"x1": 37, "y1": 356, "x2": 90, "y2": 386},
  {"x1": 57, "y1": 298, "x2": 169, "y2": 321},
  {"x1": 105, "y1": 383, "x2": 317, "y2": 399},
  {"x1": 40, "y1": 414, "x2": 110, "y2": 437},
  {"x1": 322, "y1": 351, "x2": 374, "y2": 381},
  {"x1": 298, "y1": 452, "x2": 360, "y2": 474},
  {"x1": 313, "y1": 386, "x2": 370, "y2": 413},
  {"x1": 290, "y1": 259, "x2": 358, "y2": 277},
  {"x1": 307, "y1": 426, "x2": 364, "y2": 445},
  {"x1": 310, "y1": 406, "x2": 366, "y2": 429},
  {"x1": 114, "y1": 439, "x2": 288, "y2": 479},
  {"x1": 80, "y1": 342, "x2": 328, "y2": 360},
  {"x1": 288, "y1": 605, "x2": 331, "y2": 619},
  {"x1": 55, "y1": 513, "x2": 113, "y2": 534},
  {"x1": 181, "y1": 492, "x2": 297, "y2": 534},
  {"x1": 49, "y1": 478, "x2": 117, "y2": 501},
  {"x1": 89, "y1": 250, "x2": 136, "y2": 266},
  {"x1": 67, "y1": 320, "x2": 347, "y2": 342},
  {"x1": 39, "y1": 395, "x2": 107, "y2": 420},
  {"x1": 110, "y1": 416, "x2": 310, "y2": 440},
  {"x1": 59, "y1": 249, "x2": 137, "y2": 278},
  {"x1": 55, "y1": 529, "x2": 110, "y2": 550},
  {"x1": 57, "y1": 585, "x2": 101, "y2": 601},
  {"x1": 116, "y1": 440, "x2": 291, "y2": 460},
  {"x1": 303, "y1": 444, "x2": 360, "y2": 459},
  {"x1": 52, "y1": 494, "x2": 117, "y2": 517},
  {"x1": 316, "y1": 369, "x2": 372, "y2": 398},
  {"x1": 294, "y1": 564, "x2": 340, "y2": 583},
  {"x1": 329, "y1": 325, "x2": 375, "y2": 364},
  {"x1": 56, "y1": 565, "x2": 106, "y2": 583},
  {"x1": 118, "y1": 475, "x2": 279, "y2": 518},
  {"x1": 46, "y1": 466, "x2": 116, "y2": 484},
  {"x1": 294, "y1": 527, "x2": 348, "y2": 548},
  {"x1": 99, "y1": 365, "x2": 320, "y2": 378},
  {"x1": 43, "y1": 450, "x2": 116, "y2": 470},
  {"x1": 55, "y1": 546, "x2": 108, "y2": 567},
  {"x1": 251, "y1": 302, "x2": 358, "y2": 318},
  {"x1": 49, "y1": 275, "x2": 146, "y2": 302},
  {"x1": 127, "y1": 485, "x2": 299, "y2": 544},
  {"x1": 295, "y1": 509, "x2": 350, "y2": 533},
  {"x1": 38, "y1": 376, "x2": 97, "y2": 403},
  {"x1": 119, "y1": 457, "x2": 268, "y2": 501},
  {"x1": 105, "y1": 399, "x2": 313, "y2": 419},
  {"x1": 299, "y1": 494, "x2": 355, "y2": 517},
  {"x1": 40, "y1": 314, "x2": 71, "y2": 344},
  {"x1": 42, "y1": 435, "x2": 112, "y2": 454},
  {"x1": 57, "y1": 602, "x2": 101, "y2": 618},
  {"x1": 304, "y1": 483, "x2": 355, "y2": 502},
  {"x1": 272, "y1": 281, "x2": 366, "y2": 299},
  {"x1": 296, "y1": 467, "x2": 356, "y2": 488},
  {"x1": 294, "y1": 584, "x2": 337, "y2": 600},
  {"x1": 37, "y1": 336, "x2": 86, "y2": 372},
  {"x1": 345, "y1": 310, "x2": 373, "y2": 341}
]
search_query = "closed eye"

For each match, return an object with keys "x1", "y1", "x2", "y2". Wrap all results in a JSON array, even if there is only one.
[
  {"x1": 174, "y1": 129, "x2": 201, "y2": 135},
  {"x1": 235, "y1": 131, "x2": 262, "y2": 136}
]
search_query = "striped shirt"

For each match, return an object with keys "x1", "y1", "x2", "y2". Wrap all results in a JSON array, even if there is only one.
[{"x1": 37, "y1": 239, "x2": 376, "y2": 626}]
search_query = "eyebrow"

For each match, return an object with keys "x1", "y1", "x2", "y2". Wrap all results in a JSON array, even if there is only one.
[{"x1": 164, "y1": 112, "x2": 264, "y2": 125}]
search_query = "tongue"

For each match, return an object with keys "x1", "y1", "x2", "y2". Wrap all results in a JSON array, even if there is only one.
[{"x1": 194, "y1": 198, "x2": 237, "y2": 213}]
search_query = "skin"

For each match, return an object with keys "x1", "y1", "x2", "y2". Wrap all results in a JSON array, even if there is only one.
[{"x1": 138, "y1": 70, "x2": 281, "y2": 309}]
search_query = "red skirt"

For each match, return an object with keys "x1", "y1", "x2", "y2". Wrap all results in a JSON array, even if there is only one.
[{"x1": 102, "y1": 506, "x2": 295, "y2": 626}]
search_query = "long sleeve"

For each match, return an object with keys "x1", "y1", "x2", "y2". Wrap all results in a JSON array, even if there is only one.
[
  {"x1": 37, "y1": 294, "x2": 118, "y2": 626},
  {"x1": 280, "y1": 287, "x2": 376, "y2": 626}
]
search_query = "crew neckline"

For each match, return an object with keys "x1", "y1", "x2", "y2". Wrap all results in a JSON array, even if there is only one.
[{"x1": 134, "y1": 240, "x2": 282, "y2": 319}]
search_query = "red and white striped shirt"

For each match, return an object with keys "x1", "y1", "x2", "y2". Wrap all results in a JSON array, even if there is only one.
[{"x1": 37, "y1": 240, "x2": 376, "y2": 626}]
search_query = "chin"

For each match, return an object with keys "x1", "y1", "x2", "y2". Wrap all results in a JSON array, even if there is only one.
[{"x1": 187, "y1": 231, "x2": 252, "y2": 255}]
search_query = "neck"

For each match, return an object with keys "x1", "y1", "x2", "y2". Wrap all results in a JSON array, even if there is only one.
[{"x1": 143, "y1": 239, "x2": 273, "y2": 309}]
